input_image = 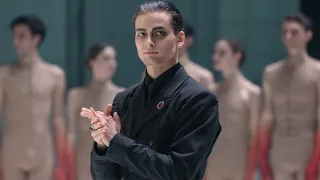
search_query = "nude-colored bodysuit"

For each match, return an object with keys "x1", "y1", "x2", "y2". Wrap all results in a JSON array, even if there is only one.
[
  {"x1": 68, "y1": 82, "x2": 124, "y2": 180},
  {"x1": 0, "y1": 60, "x2": 65, "y2": 180},
  {"x1": 263, "y1": 58, "x2": 320, "y2": 180},
  {"x1": 205, "y1": 75, "x2": 260, "y2": 180}
]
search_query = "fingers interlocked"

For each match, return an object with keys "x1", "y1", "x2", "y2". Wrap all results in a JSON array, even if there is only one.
[
  {"x1": 89, "y1": 108, "x2": 112, "y2": 134},
  {"x1": 80, "y1": 105, "x2": 116, "y2": 147},
  {"x1": 89, "y1": 117, "x2": 101, "y2": 132}
]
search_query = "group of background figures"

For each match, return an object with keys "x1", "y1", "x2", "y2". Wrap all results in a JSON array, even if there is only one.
[{"x1": 0, "y1": 11, "x2": 319, "y2": 180}]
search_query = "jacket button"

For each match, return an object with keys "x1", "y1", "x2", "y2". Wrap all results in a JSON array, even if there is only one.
[{"x1": 149, "y1": 141, "x2": 154, "y2": 147}]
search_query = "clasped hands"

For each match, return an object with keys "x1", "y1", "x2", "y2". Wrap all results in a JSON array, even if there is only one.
[{"x1": 80, "y1": 104, "x2": 121, "y2": 148}]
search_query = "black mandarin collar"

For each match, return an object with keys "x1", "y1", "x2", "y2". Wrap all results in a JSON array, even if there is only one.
[{"x1": 144, "y1": 63, "x2": 181, "y2": 99}]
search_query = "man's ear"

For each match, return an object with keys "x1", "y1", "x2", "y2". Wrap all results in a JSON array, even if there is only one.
[
  {"x1": 177, "y1": 31, "x2": 185, "y2": 48},
  {"x1": 306, "y1": 30, "x2": 313, "y2": 43}
]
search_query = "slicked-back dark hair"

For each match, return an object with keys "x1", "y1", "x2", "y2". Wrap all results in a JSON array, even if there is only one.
[{"x1": 133, "y1": 1, "x2": 184, "y2": 34}]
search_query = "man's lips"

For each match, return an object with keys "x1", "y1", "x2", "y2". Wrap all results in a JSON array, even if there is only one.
[{"x1": 143, "y1": 52, "x2": 158, "y2": 55}]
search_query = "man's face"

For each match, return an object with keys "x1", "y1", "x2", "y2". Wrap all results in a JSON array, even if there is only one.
[
  {"x1": 90, "y1": 46, "x2": 117, "y2": 81},
  {"x1": 134, "y1": 12, "x2": 184, "y2": 66},
  {"x1": 212, "y1": 40, "x2": 238, "y2": 72},
  {"x1": 12, "y1": 24, "x2": 40, "y2": 57},
  {"x1": 282, "y1": 21, "x2": 312, "y2": 55}
]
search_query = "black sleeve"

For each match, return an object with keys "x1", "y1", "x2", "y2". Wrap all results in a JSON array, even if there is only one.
[
  {"x1": 103, "y1": 90, "x2": 221, "y2": 180},
  {"x1": 90, "y1": 93, "x2": 123, "y2": 180}
]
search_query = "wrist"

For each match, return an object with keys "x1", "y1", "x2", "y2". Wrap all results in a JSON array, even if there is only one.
[
  {"x1": 97, "y1": 143, "x2": 107, "y2": 150},
  {"x1": 94, "y1": 142, "x2": 108, "y2": 156}
]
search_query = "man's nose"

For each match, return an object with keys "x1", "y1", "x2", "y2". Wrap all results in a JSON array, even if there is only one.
[{"x1": 145, "y1": 36, "x2": 155, "y2": 48}]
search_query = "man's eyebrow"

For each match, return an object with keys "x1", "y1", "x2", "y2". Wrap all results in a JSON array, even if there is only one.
[
  {"x1": 152, "y1": 26, "x2": 165, "y2": 31},
  {"x1": 135, "y1": 28, "x2": 146, "y2": 32},
  {"x1": 135, "y1": 26, "x2": 166, "y2": 32}
]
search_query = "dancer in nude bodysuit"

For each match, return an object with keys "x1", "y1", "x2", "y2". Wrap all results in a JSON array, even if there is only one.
[
  {"x1": 204, "y1": 39, "x2": 260, "y2": 180},
  {"x1": 259, "y1": 12, "x2": 320, "y2": 180},
  {"x1": 66, "y1": 43, "x2": 124, "y2": 180},
  {"x1": 0, "y1": 15, "x2": 66, "y2": 180}
]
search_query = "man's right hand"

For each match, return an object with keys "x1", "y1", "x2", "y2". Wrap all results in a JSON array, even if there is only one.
[
  {"x1": 90, "y1": 117, "x2": 106, "y2": 147},
  {"x1": 81, "y1": 104, "x2": 114, "y2": 148}
]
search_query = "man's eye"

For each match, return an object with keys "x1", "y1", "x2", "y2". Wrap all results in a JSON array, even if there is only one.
[
  {"x1": 156, "y1": 31, "x2": 166, "y2": 36},
  {"x1": 137, "y1": 32, "x2": 146, "y2": 37}
]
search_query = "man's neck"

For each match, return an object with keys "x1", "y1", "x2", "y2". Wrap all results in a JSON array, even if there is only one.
[
  {"x1": 146, "y1": 59, "x2": 178, "y2": 79},
  {"x1": 19, "y1": 51, "x2": 42, "y2": 67},
  {"x1": 179, "y1": 52, "x2": 192, "y2": 65},
  {"x1": 286, "y1": 49, "x2": 309, "y2": 66},
  {"x1": 90, "y1": 79, "x2": 113, "y2": 89},
  {"x1": 222, "y1": 69, "x2": 242, "y2": 83}
]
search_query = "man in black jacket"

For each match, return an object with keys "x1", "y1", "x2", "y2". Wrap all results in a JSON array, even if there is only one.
[{"x1": 81, "y1": 1, "x2": 221, "y2": 180}]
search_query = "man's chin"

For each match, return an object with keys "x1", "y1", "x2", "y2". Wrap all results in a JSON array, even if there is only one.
[
  {"x1": 142, "y1": 57, "x2": 164, "y2": 66},
  {"x1": 16, "y1": 51, "x2": 27, "y2": 58}
]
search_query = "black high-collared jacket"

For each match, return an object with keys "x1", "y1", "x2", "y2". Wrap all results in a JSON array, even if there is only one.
[{"x1": 90, "y1": 64, "x2": 221, "y2": 180}]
